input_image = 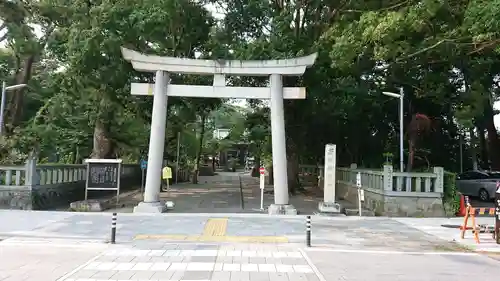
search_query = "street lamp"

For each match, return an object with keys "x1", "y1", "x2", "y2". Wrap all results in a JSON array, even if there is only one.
[
  {"x1": 383, "y1": 87, "x2": 404, "y2": 172},
  {"x1": 0, "y1": 82, "x2": 28, "y2": 135}
]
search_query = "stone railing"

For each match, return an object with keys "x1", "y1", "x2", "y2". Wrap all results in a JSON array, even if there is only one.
[
  {"x1": 299, "y1": 164, "x2": 445, "y2": 217},
  {"x1": 0, "y1": 159, "x2": 142, "y2": 210}
]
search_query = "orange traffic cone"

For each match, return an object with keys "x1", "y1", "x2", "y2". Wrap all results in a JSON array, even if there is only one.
[{"x1": 457, "y1": 193, "x2": 466, "y2": 217}]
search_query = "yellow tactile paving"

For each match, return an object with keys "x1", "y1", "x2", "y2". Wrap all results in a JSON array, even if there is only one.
[
  {"x1": 202, "y1": 218, "x2": 228, "y2": 236},
  {"x1": 134, "y1": 217, "x2": 288, "y2": 243},
  {"x1": 133, "y1": 234, "x2": 289, "y2": 243}
]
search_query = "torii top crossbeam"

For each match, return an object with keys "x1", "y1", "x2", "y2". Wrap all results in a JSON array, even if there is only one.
[{"x1": 121, "y1": 47, "x2": 317, "y2": 76}]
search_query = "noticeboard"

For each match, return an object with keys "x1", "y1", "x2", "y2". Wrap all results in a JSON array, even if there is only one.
[
  {"x1": 88, "y1": 163, "x2": 118, "y2": 189},
  {"x1": 84, "y1": 159, "x2": 123, "y2": 202}
]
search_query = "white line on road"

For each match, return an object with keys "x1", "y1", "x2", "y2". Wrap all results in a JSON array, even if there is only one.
[
  {"x1": 55, "y1": 250, "x2": 107, "y2": 281},
  {"x1": 303, "y1": 247, "x2": 479, "y2": 256},
  {"x1": 298, "y1": 248, "x2": 327, "y2": 281},
  {"x1": 0, "y1": 239, "x2": 111, "y2": 249}
]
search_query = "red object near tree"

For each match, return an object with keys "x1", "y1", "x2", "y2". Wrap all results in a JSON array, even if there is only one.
[{"x1": 407, "y1": 113, "x2": 432, "y2": 172}]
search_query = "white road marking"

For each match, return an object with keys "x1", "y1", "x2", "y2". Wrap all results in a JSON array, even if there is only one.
[{"x1": 303, "y1": 247, "x2": 479, "y2": 256}]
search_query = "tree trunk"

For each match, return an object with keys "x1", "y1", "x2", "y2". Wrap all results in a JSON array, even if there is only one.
[
  {"x1": 469, "y1": 127, "x2": 479, "y2": 170},
  {"x1": 406, "y1": 140, "x2": 414, "y2": 172},
  {"x1": 477, "y1": 124, "x2": 488, "y2": 169},
  {"x1": 5, "y1": 55, "x2": 35, "y2": 132},
  {"x1": 192, "y1": 114, "x2": 206, "y2": 184},
  {"x1": 90, "y1": 119, "x2": 114, "y2": 159},
  {"x1": 484, "y1": 100, "x2": 500, "y2": 170}
]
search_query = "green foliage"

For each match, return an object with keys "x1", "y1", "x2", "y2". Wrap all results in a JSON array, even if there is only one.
[
  {"x1": 0, "y1": 0, "x2": 218, "y2": 164},
  {"x1": 1, "y1": 0, "x2": 500, "y2": 182},
  {"x1": 443, "y1": 171, "x2": 460, "y2": 216}
]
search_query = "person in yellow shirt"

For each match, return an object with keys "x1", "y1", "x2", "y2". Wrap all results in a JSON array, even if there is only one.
[{"x1": 161, "y1": 165, "x2": 172, "y2": 192}]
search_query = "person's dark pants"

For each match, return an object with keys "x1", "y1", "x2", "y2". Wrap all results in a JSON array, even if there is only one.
[{"x1": 161, "y1": 179, "x2": 169, "y2": 190}]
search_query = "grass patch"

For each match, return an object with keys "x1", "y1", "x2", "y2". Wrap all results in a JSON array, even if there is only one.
[{"x1": 433, "y1": 243, "x2": 473, "y2": 252}]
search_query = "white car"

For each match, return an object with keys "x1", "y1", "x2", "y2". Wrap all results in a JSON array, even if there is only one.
[{"x1": 456, "y1": 170, "x2": 500, "y2": 201}]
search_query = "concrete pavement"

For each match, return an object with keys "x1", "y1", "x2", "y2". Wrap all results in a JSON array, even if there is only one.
[
  {"x1": 395, "y1": 216, "x2": 500, "y2": 252},
  {"x1": 0, "y1": 239, "x2": 107, "y2": 281},
  {"x1": 2, "y1": 210, "x2": 500, "y2": 280},
  {"x1": 110, "y1": 172, "x2": 321, "y2": 214},
  {"x1": 2, "y1": 235, "x2": 500, "y2": 281},
  {"x1": 3, "y1": 168, "x2": 500, "y2": 280},
  {"x1": 0, "y1": 211, "x2": 462, "y2": 251},
  {"x1": 305, "y1": 248, "x2": 500, "y2": 280}
]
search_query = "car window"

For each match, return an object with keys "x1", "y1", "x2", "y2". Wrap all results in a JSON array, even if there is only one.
[
  {"x1": 487, "y1": 172, "x2": 500, "y2": 179},
  {"x1": 459, "y1": 171, "x2": 488, "y2": 180},
  {"x1": 458, "y1": 173, "x2": 470, "y2": 180}
]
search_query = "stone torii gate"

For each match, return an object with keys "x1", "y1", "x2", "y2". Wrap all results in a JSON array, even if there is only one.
[{"x1": 121, "y1": 47, "x2": 317, "y2": 214}]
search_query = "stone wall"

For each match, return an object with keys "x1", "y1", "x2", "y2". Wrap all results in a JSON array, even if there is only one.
[
  {"x1": 337, "y1": 180, "x2": 445, "y2": 217},
  {"x1": 31, "y1": 182, "x2": 86, "y2": 210},
  {"x1": 0, "y1": 161, "x2": 142, "y2": 210},
  {"x1": 0, "y1": 186, "x2": 32, "y2": 210},
  {"x1": 1, "y1": 181, "x2": 95, "y2": 210}
]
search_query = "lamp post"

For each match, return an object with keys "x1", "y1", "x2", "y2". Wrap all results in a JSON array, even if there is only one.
[
  {"x1": 0, "y1": 82, "x2": 28, "y2": 136},
  {"x1": 383, "y1": 88, "x2": 404, "y2": 172},
  {"x1": 175, "y1": 131, "x2": 180, "y2": 184}
]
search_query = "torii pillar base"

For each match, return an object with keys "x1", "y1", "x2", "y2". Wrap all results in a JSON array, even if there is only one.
[
  {"x1": 268, "y1": 204, "x2": 297, "y2": 215},
  {"x1": 133, "y1": 201, "x2": 166, "y2": 213},
  {"x1": 318, "y1": 202, "x2": 342, "y2": 214}
]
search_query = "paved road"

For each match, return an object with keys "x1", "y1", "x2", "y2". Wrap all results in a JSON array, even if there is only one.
[
  {"x1": 2, "y1": 237, "x2": 500, "y2": 281},
  {"x1": 110, "y1": 171, "x2": 362, "y2": 215},
  {"x1": 0, "y1": 240, "x2": 106, "y2": 281},
  {"x1": 2, "y1": 210, "x2": 500, "y2": 280},
  {"x1": 2, "y1": 171, "x2": 500, "y2": 280},
  {"x1": 470, "y1": 197, "x2": 494, "y2": 208},
  {"x1": 0, "y1": 211, "x2": 462, "y2": 250},
  {"x1": 111, "y1": 172, "x2": 321, "y2": 214}
]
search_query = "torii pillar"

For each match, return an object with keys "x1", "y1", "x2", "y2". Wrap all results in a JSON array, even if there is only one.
[{"x1": 121, "y1": 48, "x2": 317, "y2": 214}]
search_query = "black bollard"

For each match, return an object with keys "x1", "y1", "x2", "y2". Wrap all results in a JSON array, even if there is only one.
[
  {"x1": 111, "y1": 212, "x2": 117, "y2": 244},
  {"x1": 306, "y1": 215, "x2": 311, "y2": 247}
]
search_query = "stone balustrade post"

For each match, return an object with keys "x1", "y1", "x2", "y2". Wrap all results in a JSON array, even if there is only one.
[
  {"x1": 433, "y1": 166, "x2": 444, "y2": 193},
  {"x1": 24, "y1": 157, "x2": 39, "y2": 188},
  {"x1": 383, "y1": 165, "x2": 393, "y2": 192}
]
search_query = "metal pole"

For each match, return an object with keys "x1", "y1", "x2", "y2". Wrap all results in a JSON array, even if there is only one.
[
  {"x1": 356, "y1": 172, "x2": 362, "y2": 217},
  {"x1": 495, "y1": 182, "x2": 500, "y2": 244},
  {"x1": 399, "y1": 87, "x2": 404, "y2": 172},
  {"x1": 111, "y1": 212, "x2": 117, "y2": 244},
  {"x1": 306, "y1": 215, "x2": 311, "y2": 247},
  {"x1": 239, "y1": 174, "x2": 245, "y2": 209},
  {"x1": 175, "y1": 131, "x2": 180, "y2": 184},
  {"x1": 116, "y1": 162, "x2": 121, "y2": 205},
  {"x1": 358, "y1": 190, "x2": 363, "y2": 217},
  {"x1": 260, "y1": 168, "x2": 265, "y2": 210},
  {"x1": 141, "y1": 169, "x2": 145, "y2": 200},
  {"x1": 459, "y1": 133, "x2": 463, "y2": 173},
  {"x1": 0, "y1": 81, "x2": 6, "y2": 136}
]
